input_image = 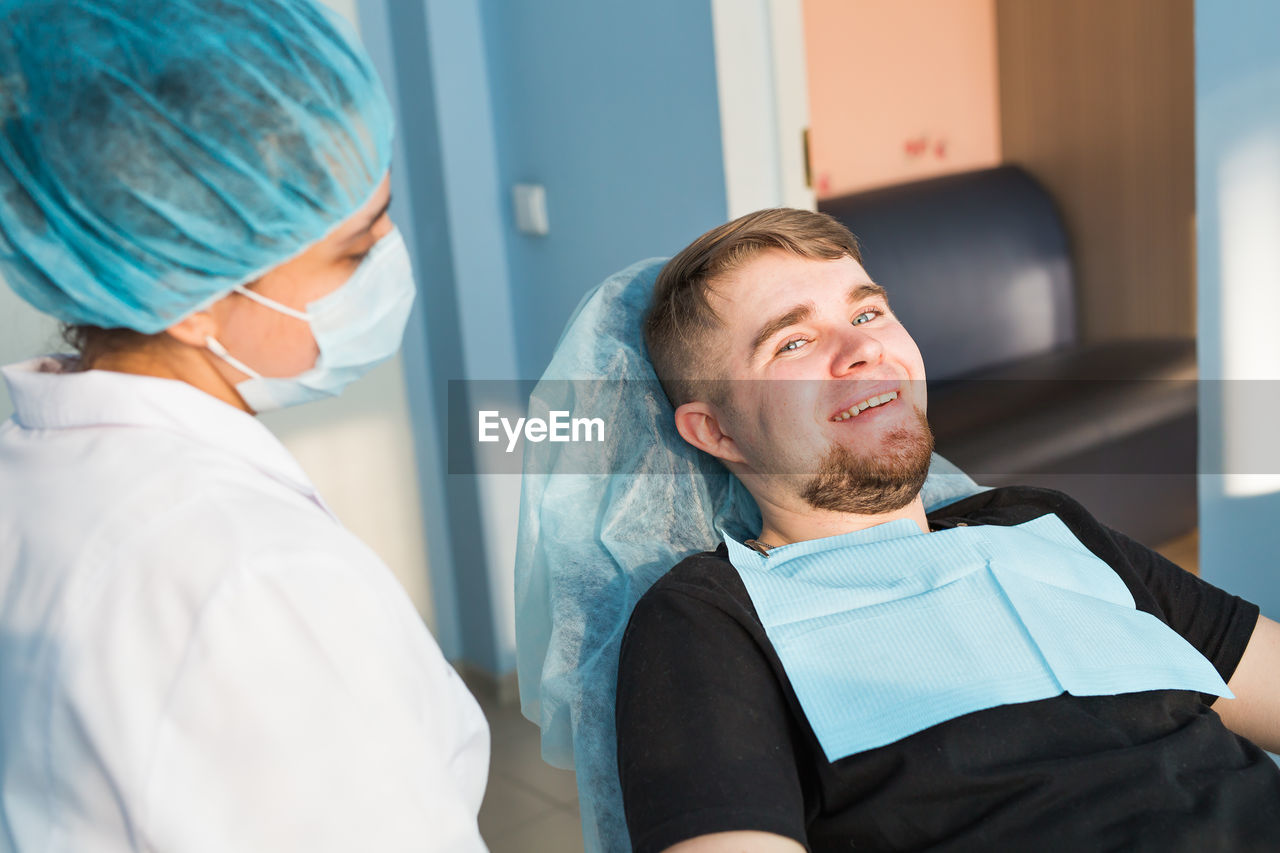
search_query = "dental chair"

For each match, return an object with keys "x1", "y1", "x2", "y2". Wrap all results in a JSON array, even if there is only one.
[{"x1": 514, "y1": 258, "x2": 989, "y2": 852}]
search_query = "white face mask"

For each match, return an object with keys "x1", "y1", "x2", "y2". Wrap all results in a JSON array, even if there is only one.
[{"x1": 206, "y1": 227, "x2": 416, "y2": 412}]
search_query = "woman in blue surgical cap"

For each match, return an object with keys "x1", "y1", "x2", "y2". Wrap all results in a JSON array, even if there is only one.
[{"x1": 0, "y1": 1, "x2": 488, "y2": 850}]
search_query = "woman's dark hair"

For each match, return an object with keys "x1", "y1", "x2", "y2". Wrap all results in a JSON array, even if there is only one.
[{"x1": 59, "y1": 324, "x2": 157, "y2": 369}]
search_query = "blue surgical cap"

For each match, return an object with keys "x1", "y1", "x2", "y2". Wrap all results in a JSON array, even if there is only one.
[
  {"x1": 514, "y1": 257, "x2": 989, "y2": 852},
  {"x1": 0, "y1": 0, "x2": 393, "y2": 333}
]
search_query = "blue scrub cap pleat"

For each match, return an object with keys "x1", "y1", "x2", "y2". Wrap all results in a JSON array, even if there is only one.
[{"x1": 0, "y1": 0, "x2": 393, "y2": 332}]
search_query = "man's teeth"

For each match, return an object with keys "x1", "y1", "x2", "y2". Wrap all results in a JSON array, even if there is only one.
[{"x1": 833, "y1": 391, "x2": 898, "y2": 420}]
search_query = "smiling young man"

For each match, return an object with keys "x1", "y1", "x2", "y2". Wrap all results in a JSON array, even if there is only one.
[{"x1": 614, "y1": 209, "x2": 1280, "y2": 853}]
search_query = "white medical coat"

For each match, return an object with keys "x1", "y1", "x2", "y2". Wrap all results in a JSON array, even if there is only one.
[{"x1": 0, "y1": 358, "x2": 489, "y2": 852}]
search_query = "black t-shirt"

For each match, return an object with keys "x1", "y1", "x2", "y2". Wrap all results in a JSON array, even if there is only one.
[{"x1": 615, "y1": 486, "x2": 1280, "y2": 853}]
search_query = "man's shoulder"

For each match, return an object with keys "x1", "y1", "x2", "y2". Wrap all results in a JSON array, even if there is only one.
[
  {"x1": 630, "y1": 545, "x2": 762, "y2": 631},
  {"x1": 930, "y1": 484, "x2": 1099, "y2": 528},
  {"x1": 935, "y1": 484, "x2": 1139, "y2": 571},
  {"x1": 646, "y1": 546, "x2": 743, "y2": 598}
]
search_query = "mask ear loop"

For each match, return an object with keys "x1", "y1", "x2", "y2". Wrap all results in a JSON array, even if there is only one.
[
  {"x1": 203, "y1": 285, "x2": 312, "y2": 380},
  {"x1": 205, "y1": 335, "x2": 264, "y2": 380},
  {"x1": 230, "y1": 284, "x2": 312, "y2": 322}
]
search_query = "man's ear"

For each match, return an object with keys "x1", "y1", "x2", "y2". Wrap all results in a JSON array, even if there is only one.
[{"x1": 673, "y1": 401, "x2": 746, "y2": 464}]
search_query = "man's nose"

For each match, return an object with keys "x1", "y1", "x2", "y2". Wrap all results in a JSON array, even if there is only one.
[{"x1": 832, "y1": 325, "x2": 884, "y2": 376}]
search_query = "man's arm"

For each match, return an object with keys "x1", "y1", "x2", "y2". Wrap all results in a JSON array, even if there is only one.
[
  {"x1": 1214, "y1": 614, "x2": 1280, "y2": 752},
  {"x1": 664, "y1": 831, "x2": 806, "y2": 853},
  {"x1": 1100, "y1": 518, "x2": 1280, "y2": 751},
  {"x1": 616, "y1": 572, "x2": 810, "y2": 853},
  {"x1": 1091, "y1": 521, "x2": 1262, "y2": 702}
]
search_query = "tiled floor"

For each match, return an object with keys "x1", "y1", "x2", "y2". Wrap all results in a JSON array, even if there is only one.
[
  {"x1": 476, "y1": 692, "x2": 585, "y2": 853},
  {"x1": 474, "y1": 528, "x2": 1201, "y2": 851}
]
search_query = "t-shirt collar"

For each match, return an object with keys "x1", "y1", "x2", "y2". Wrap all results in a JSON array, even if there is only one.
[{"x1": 722, "y1": 516, "x2": 928, "y2": 570}]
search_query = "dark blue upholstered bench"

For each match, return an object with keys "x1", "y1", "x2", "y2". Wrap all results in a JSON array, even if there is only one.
[{"x1": 821, "y1": 165, "x2": 1196, "y2": 547}]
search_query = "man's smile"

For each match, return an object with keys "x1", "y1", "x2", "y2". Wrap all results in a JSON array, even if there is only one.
[{"x1": 829, "y1": 387, "x2": 901, "y2": 421}]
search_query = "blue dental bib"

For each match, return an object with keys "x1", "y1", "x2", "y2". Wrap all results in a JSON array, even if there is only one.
[{"x1": 724, "y1": 514, "x2": 1231, "y2": 763}]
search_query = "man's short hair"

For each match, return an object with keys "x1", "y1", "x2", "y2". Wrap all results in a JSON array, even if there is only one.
[{"x1": 645, "y1": 207, "x2": 863, "y2": 408}]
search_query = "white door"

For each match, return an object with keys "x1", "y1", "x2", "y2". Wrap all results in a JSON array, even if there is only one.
[{"x1": 711, "y1": 0, "x2": 816, "y2": 217}]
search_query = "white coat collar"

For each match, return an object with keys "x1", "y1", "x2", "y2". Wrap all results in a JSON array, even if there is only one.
[{"x1": 2, "y1": 357, "x2": 327, "y2": 510}]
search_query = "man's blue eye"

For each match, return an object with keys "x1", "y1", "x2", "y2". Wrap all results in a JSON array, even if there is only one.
[
  {"x1": 780, "y1": 339, "x2": 807, "y2": 353},
  {"x1": 852, "y1": 310, "x2": 878, "y2": 325}
]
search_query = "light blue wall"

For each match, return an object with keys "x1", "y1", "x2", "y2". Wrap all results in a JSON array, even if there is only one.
[
  {"x1": 358, "y1": 0, "x2": 505, "y2": 666},
  {"x1": 360, "y1": 0, "x2": 732, "y2": 675},
  {"x1": 480, "y1": 0, "x2": 729, "y2": 375},
  {"x1": 1196, "y1": 0, "x2": 1280, "y2": 616}
]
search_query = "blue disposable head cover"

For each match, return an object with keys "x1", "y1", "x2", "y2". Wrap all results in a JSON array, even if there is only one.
[
  {"x1": 514, "y1": 257, "x2": 990, "y2": 852},
  {"x1": 0, "y1": 0, "x2": 393, "y2": 333}
]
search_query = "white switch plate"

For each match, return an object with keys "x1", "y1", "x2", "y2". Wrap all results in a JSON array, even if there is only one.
[{"x1": 512, "y1": 183, "x2": 550, "y2": 236}]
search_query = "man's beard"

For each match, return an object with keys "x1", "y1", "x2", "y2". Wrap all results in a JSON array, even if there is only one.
[{"x1": 799, "y1": 408, "x2": 935, "y2": 514}]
